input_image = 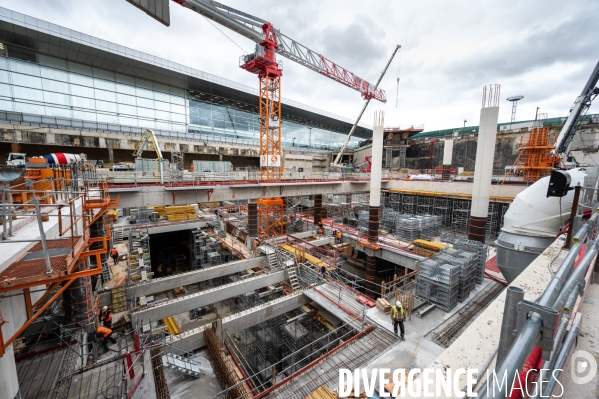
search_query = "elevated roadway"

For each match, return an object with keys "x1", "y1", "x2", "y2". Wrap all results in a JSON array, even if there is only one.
[
  {"x1": 110, "y1": 179, "x2": 525, "y2": 208},
  {"x1": 126, "y1": 257, "x2": 264, "y2": 298},
  {"x1": 132, "y1": 270, "x2": 287, "y2": 321}
]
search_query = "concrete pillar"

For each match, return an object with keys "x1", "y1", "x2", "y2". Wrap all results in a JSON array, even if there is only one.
[
  {"x1": 468, "y1": 85, "x2": 500, "y2": 243},
  {"x1": 365, "y1": 113, "x2": 384, "y2": 297},
  {"x1": 442, "y1": 139, "x2": 453, "y2": 180},
  {"x1": 107, "y1": 147, "x2": 114, "y2": 163},
  {"x1": 248, "y1": 201, "x2": 258, "y2": 237},
  {"x1": 313, "y1": 194, "x2": 323, "y2": 226},
  {"x1": 365, "y1": 255, "x2": 377, "y2": 297},
  {"x1": 0, "y1": 345, "x2": 19, "y2": 399}
]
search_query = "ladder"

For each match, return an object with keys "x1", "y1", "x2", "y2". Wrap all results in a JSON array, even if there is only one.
[
  {"x1": 266, "y1": 246, "x2": 280, "y2": 270},
  {"x1": 287, "y1": 266, "x2": 301, "y2": 291},
  {"x1": 112, "y1": 226, "x2": 124, "y2": 244},
  {"x1": 231, "y1": 225, "x2": 241, "y2": 246}
]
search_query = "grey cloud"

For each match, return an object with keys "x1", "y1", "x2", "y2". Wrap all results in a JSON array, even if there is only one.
[{"x1": 444, "y1": 9, "x2": 599, "y2": 82}]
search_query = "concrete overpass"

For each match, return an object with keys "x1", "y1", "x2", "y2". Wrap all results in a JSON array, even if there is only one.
[
  {"x1": 132, "y1": 270, "x2": 287, "y2": 321},
  {"x1": 126, "y1": 257, "x2": 264, "y2": 299},
  {"x1": 110, "y1": 180, "x2": 525, "y2": 208}
]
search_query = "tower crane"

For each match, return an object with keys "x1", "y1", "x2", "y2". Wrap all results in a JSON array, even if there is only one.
[
  {"x1": 126, "y1": 0, "x2": 388, "y2": 181},
  {"x1": 125, "y1": 0, "x2": 391, "y2": 237}
]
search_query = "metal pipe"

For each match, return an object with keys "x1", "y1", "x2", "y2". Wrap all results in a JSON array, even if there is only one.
[
  {"x1": 7, "y1": 183, "x2": 13, "y2": 236},
  {"x1": 529, "y1": 288, "x2": 580, "y2": 399},
  {"x1": 1, "y1": 185, "x2": 6, "y2": 240},
  {"x1": 544, "y1": 316, "x2": 581, "y2": 396},
  {"x1": 478, "y1": 225, "x2": 589, "y2": 398},
  {"x1": 497, "y1": 286, "x2": 525, "y2": 365},
  {"x1": 552, "y1": 241, "x2": 597, "y2": 310},
  {"x1": 27, "y1": 181, "x2": 53, "y2": 274},
  {"x1": 538, "y1": 225, "x2": 587, "y2": 304}
]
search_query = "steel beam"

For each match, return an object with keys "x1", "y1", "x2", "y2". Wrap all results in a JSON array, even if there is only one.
[
  {"x1": 133, "y1": 270, "x2": 286, "y2": 321},
  {"x1": 126, "y1": 257, "x2": 265, "y2": 298}
]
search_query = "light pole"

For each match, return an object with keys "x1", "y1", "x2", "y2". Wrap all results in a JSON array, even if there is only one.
[{"x1": 462, "y1": 119, "x2": 467, "y2": 135}]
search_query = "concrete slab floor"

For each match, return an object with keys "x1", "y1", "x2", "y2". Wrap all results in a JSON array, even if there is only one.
[
  {"x1": 364, "y1": 279, "x2": 492, "y2": 372},
  {"x1": 130, "y1": 351, "x2": 157, "y2": 399},
  {"x1": 165, "y1": 350, "x2": 221, "y2": 399},
  {"x1": 103, "y1": 241, "x2": 130, "y2": 290}
]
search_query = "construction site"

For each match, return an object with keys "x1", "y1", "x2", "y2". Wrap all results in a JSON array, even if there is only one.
[{"x1": 0, "y1": 1, "x2": 599, "y2": 399}]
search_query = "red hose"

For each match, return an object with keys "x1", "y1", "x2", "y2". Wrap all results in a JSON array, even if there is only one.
[{"x1": 509, "y1": 346, "x2": 542, "y2": 399}]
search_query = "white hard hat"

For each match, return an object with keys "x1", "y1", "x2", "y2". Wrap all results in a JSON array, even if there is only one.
[
  {"x1": 396, "y1": 301, "x2": 402, "y2": 307},
  {"x1": 102, "y1": 306, "x2": 108, "y2": 312}
]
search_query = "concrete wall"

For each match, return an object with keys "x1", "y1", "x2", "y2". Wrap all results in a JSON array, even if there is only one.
[
  {"x1": 0, "y1": 124, "x2": 262, "y2": 168},
  {"x1": 405, "y1": 124, "x2": 572, "y2": 173}
]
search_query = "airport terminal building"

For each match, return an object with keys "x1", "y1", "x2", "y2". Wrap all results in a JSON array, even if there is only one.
[{"x1": 0, "y1": 6, "x2": 371, "y2": 161}]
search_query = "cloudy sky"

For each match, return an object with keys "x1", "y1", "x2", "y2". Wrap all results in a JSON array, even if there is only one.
[{"x1": 2, "y1": 0, "x2": 598, "y2": 131}]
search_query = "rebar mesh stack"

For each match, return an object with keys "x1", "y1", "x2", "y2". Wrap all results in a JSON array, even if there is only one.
[
  {"x1": 416, "y1": 258, "x2": 461, "y2": 312},
  {"x1": 453, "y1": 238, "x2": 488, "y2": 284},
  {"x1": 434, "y1": 250, "x2": 475, "y2": 302}
]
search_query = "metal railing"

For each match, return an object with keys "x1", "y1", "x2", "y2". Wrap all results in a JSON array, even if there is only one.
[
  {"x1": 477, "y1": 210, "x2": 599, "y2": 398},
  {"x1": 100, "y1": 169, "x2": 401, "y2": 187},
  {"x1": 0, "y1": 110, "x2": 356, "y2": 154}
]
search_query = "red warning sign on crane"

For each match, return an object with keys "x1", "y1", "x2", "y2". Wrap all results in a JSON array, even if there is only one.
[{"x1": 260, "y1": 155, "x2": 281, "y2": 167}]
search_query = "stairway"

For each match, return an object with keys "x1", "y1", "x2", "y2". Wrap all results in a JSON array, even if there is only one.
[
  {"x1": 263, "y1": 244, "x2": 281, "y2": 270},
  {"x1": 287, "y1": 266, "x2": 301, "y2": 291},
  {"x1": 161, "y1": 352, "x2": 201, "y2": 378},
  {"x1": 231, "y1": 225, "x2": 241, "y2": 246},
  {"x1": 112, "y1": 226, "x2": 124, "y2": 244}
]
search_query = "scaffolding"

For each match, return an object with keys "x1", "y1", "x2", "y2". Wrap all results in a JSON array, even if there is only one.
[
  {"x1": 416, "y1": 258, "x2": 461, "y2": 312},
  {"x1": 402, "y1": 194, "x2": 416, "y2": 215},
  {"x1": 451, "y1": 199, "x2": 471, "y2": 235},
  {"x1": 416, "y1": 195, "x2": 434, "y2": 215},
  {"x1": 454, "y1": 238, "x2": 489, "y2": 285},
  {"x1": 128, "y1": 225, "x2": 150, "y2": 284},
  {"x1": 504, "y1": 126, "x2": 559, "y2": 182},
  {"x1": 0, "y1": 164, "x2": 118, "y2": 355},
  {"x1": 433, "y1": 197, "x2": 453, "y2": 227}
]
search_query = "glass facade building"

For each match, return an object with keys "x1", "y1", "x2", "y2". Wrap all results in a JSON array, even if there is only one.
[{"x1": 0, "y1": 7, "x2": 372, "y2": 151}]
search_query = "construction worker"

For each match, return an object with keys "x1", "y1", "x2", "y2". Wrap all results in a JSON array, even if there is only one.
[
  {"x1": 391, "y1": 301, "x2": 406, "y2": 339},
  {"x1": 110, "y1": 247, "x2": 119, "y2": 265},
  {"x1": 336, "y1": 230, "x2": 342, "y2": 243},
  {"x1": 90, "y1": 326, "x2": 117, "y2": 351},
  {"x1": 317, "y1": 223, "x2": 324, "y2": 235},
  {"x1": 100, "y1": 305, "x2": 113, "y2": 329},
  {"x1": 320, "y1": 265, "x2": 327, "y2": 276}
]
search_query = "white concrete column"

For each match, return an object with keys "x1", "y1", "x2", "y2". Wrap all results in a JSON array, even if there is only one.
[
  {"x1": 0, "y1": 343, "x2": 19, "y2": 399},
  {"x1": 469, "y1": 86, "x2": 500, "y2": 244},
  {"x1": 471, "y1": 106, "x2": 500, "y2": 218},
  {"x1": 443, "y1": 139, "x2": 454, "y2": 166},
  {"x1": 369, "y1": 123, "x2": 384, "y2": 207}
]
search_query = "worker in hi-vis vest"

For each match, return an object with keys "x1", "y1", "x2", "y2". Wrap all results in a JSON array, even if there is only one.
[{"x1": 391, "y1": 301, "x2": 406, "y2": 339}]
